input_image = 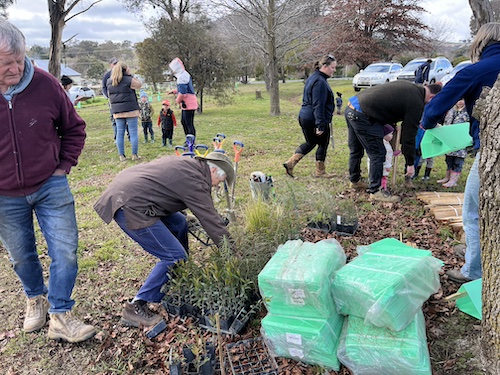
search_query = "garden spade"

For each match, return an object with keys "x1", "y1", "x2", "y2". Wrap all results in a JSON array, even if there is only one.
[
  {"x1": 444, "y1": 278, "x2": 482, "y2": 320},
  {"x1": 231, "y1": 141, "x2": 244, "y2": 203}
]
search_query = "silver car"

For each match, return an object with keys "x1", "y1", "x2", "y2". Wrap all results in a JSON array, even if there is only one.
[
  {"x1": 352, "y1": 62, "x2": 403, "y2": 91},
  {"x1": 396, "y1": 57, "x2": 452, "y2": 84}
]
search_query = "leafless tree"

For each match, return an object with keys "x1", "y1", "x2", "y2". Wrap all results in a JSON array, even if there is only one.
[
  {"x1": 122, "y1": 0, "x2": 203, "y2": 22},
  {"x1": 0, "y1": 0, "x2": 14, "y2": 18},
  {"x1": 210, "y1": 0, "x2": 332, "y2": 116},
  {"x1": 47, "y1": 0, "x2": 103, "y2": 79}
]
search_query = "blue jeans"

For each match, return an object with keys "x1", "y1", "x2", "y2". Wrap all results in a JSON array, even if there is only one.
[
  {"x1": 114, "y1": 210, "x2": 188, "y2": 302},
  {"x1": 0, "y1": 176, "x2": 78, "y2": 313},
  {"x1": 115, "y1": 117, "x2": 139, "y2": 156},
  {"x1": 461, "y1": 153, "x2": 481, "y2": 280}
]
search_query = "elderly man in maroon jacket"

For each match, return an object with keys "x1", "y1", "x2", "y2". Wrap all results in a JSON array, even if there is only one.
[{"x1": 0, "y1": 19, "x2": 95, "y2": 342}]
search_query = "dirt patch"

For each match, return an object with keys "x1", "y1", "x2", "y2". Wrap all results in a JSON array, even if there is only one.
[{"x1": 0, "y1": 189, "x2": 484, "y2": 375}]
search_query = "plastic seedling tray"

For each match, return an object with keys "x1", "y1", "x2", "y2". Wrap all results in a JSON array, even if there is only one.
[{"x1": 226, "y1": 338, "x2": 278, "y2": 375}]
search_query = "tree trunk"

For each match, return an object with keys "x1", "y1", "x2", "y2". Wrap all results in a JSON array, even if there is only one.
[
  {"x1": 48, "y1": 0, "x2": 66, "y2": 79},
  {"x1": 266, "y1": 0, "x2": 280, "y2": 116},
  {"x1": 478, "y1": 76, "x2": 500, "y2": 374},
  {"x1": 468, "y1": 0, "x2": 494, "y2": 30}
]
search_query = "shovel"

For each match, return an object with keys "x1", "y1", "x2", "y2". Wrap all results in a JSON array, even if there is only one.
[
  {"x1": 444, "y1": 278, "x2": 482, "y2": 320},
  {"x1": 231, "y1": 141, "x2": 244, "y2": 204}
]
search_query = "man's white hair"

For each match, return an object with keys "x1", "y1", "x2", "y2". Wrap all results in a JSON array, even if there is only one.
[{"x1": 206, "y1": 161, "x2": 227, "y2": 180}]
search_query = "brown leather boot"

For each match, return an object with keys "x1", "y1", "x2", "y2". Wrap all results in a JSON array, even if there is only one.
[
  {"x1": 314, "y1": 161, "x2": 333, "y2": 177},
  {"x1": 283, "y1": 153, "x2": 303, "y2": 177}
]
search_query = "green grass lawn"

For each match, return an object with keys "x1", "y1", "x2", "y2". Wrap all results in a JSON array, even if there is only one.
[{"x1": 0, "y1": 80, "x2": 476, "y2": 375}]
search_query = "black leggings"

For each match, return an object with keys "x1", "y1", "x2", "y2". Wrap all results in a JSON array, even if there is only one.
[
  {"x1": 181, "y1": 110, "x2": 196, "y2": 137},
  {"x1": 295, "y1": 117, "x2": 330, "y2": 161}
]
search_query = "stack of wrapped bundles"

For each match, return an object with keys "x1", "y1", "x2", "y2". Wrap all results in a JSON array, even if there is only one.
[
  {"x1": 337, "y1": 310, "x2": 432, "y2": 375},
  {"x1": 331, "y1": 238, "x2": 442, "y2": 331},
  {"x1": 258, "y1": 239, "x2": 346, "y2": 370},
  {"x1": 332, "y1": 238, "x2": 442, "y2": 374}
]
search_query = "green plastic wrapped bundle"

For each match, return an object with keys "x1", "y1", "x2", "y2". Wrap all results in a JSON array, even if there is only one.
[
  {"x1": 261, "y1": 312, "x2": 344, "y2": 370},
  {"x1": 258, "y1": 239, "x2": 346, "y2": 318},
  {"x1": 331, "y1": 238, "x2": 442, "y2": 331},
  {"x1": 337, "y1": 310, "x2": 431, "y2": 375}
]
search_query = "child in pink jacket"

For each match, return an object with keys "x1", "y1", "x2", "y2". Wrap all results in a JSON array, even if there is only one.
[{"x1": 168, "y1": 57, "x2": 198, "y2": 138}]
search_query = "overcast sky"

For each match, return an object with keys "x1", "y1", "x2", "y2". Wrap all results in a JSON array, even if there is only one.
[{"x1": 7, "y1": 0, "x2": 473, "y2": 47}]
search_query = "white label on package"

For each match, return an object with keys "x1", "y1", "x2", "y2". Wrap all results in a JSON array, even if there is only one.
[
  {"x1": 288, "y1": 348, "x2": 304, "y2": 358},
  {"x1": 288, "y1": 288, "x2": 306, "y2": 305},
  {"x1": 286, "y1": 333, "x2": 303, "y2": 346}
]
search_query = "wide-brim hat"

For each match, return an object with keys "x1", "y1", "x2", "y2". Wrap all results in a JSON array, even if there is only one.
[{"x1": 196, "y1": 152, "x2": 235, "y2": 186}]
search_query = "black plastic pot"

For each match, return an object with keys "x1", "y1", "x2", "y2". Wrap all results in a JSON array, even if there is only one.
[
  {"x1": 162, "y1": 298, "x2": 186, "y2": 316},
  {"x1": 183, "y1": 346, "x2": 196, "y2": 363},
  {"x1": 335, "y1": 220, "x2": 359, "y2": 235},
  {"x1": 306, "y1": 220, "x2": 332, "y2": 233},
  {"x1": 169, "y1": 362, "x2": 183, "y2": 375},
  {"x1": 229, "y1": 315, "x2": 249, "y2": 335},
  {"x1": 199, "y1": 314, "x2": 233, "y2": 332},
  {"x1": 198, "y1": 359, "x2": 214, "y2": 375}
]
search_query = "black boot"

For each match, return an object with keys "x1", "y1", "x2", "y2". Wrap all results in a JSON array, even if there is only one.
[
  {"x1": 412, "y1": 166, "x2": 421, "y2": 180},
  {"x1": 422, "y1": 167, "x2": 432, "y2": 181}
]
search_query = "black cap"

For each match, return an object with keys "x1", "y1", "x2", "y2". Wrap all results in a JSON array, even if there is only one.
[{"x1": 61, "y1": 75, "x2": 73, "y2": 86}]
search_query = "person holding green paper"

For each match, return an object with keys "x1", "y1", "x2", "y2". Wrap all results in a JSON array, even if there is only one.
[{"x1": 420, "y1": 22, "x2": 500, "y2": 284}]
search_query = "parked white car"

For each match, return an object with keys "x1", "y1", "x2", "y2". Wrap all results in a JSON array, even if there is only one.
[
  {"x1": 352, "y1": 62, "x2": 403, "y2": 91},
  {"x1": 69, "y1": 86, "x2": 96, "y2": 99},
  {"x1": 396, "y1": 57, "x2": 452, "y2": 84}
]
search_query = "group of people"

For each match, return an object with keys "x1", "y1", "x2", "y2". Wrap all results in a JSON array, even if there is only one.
[
  {"x1": 0, "y1": 18, "x2": 230, "y2": 341},
  {"x1": 1, "y1": 14, "x2": 498, "y2": 344},
  {"x1": 100, "y1": 56, "x2": 198, "y2": 161},
  {"x1": 284, "y1": 22, "x2": 500, "y2": 285}
]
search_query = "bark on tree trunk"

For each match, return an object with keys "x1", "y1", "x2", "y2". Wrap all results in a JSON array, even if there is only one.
[
  {"x1": 48, "y1": 1, "x2": 65, "y2": 79},
  {"x1": 477, "y1": 76, "x2": 500, "y2": 374},
  {"x1": 266, "y1": 0, "x2": 280, "y2": 116},
  {"x1": 468, "y1": 0, "x2": 494, "y2": 30}
]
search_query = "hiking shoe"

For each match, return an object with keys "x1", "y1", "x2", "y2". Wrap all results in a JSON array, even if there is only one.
[
  {"x1": 48, "y1": 311, "x2": 96, "y2": 343},
  {"x1": 370, "y1": 189, "x2": 400, "y2": 203},
  {"x1": 121, "y1": 301, "x2": 163, "y2": 328},
  {"x1": 350, "y1": 180, "x2": 368, "y2": 190},
  {"x1": 454, "y1": 244, "x2": 466, "y2": 259},
  {"x1": 24, "y1": 295, "x2": 49, "y2": 333},
  {"x1": 131, "y1": 154, "x2": 142, "y2": 161},
  {"x1": 446, "y1": 269, "x2": 471, "y2": 284},
  {"x1": 119, "y1": 155, "x2": 127, "y2": 162},
  {"x1": 404, "y1": 176, "x2": 415, "y2": 189}
]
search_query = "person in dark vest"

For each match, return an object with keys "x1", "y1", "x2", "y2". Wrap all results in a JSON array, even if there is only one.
[{"x1": 414, "y1": 59, "x2": 432, "y2": 84}]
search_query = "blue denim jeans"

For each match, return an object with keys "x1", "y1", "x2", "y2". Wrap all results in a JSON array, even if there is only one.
[
  {"x1": 0, "y1": 176, "x2": 78, "y2": 313},
  {"x1": 114, "y1": 210, "x2": 188, "y2": 302},
  {"x1": 461, "y1": 153, "x2": 481, "y2": 280},
  {"x1": 115, "y1": 117, "x2": 139, "y2": 156}
]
